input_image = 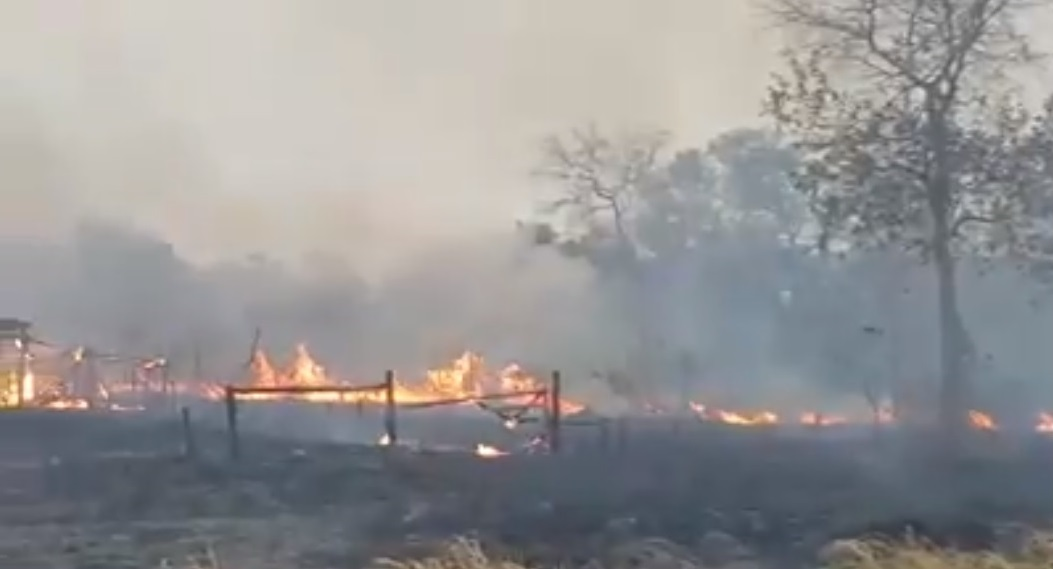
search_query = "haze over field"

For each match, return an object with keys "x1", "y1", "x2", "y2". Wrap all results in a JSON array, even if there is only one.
[
  {"x1": 0, "y1": 0, "x2": 1051, "y2": 413},
  {"x1": 0, "y1": 0, "x2": 779, "y2": 270}
]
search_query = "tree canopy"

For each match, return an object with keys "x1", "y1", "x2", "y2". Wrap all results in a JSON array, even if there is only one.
[{"x1": 762, "y1": 0, "x2": 1053, "y2": 438}]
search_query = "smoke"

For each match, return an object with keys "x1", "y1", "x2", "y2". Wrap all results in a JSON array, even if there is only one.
[
  {"x1": 0, "y1": 0, "x2": 778, "y2": 395},
  {"x1": 0, "y1": 216, "x2": 622, "y2": 389},
  {"x1": 0, "y1": 0, "x2": 1051, "y2": 413},
  {"x1": 0, "y1": 0, "x2": 779, "y2": 273}
]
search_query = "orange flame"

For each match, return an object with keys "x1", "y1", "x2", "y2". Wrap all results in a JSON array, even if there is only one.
[
  {"x1": 1037, "y1": 413, "x2": 1053, "y2": 433},
  {"x1": 475, "y1": 443, "x2": 507, "y2": 458},
  {"x1": 689, "y1": 402, "x2": 778, "y2": 426},
  {"x1": 969, "y1": 410, "x2": 997, "y2": 431},
  {"x1": 217, "y1": 347, "x2": 585, "y2": 415},
  {"x1": 800, "y1": 412, "x2": 847, "y2": 426}
]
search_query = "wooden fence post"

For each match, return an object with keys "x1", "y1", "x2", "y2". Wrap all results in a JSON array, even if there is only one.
[
  {"x1": 181, "y1": 406, "x2": 197, "y2": 460},
  {"x1": 225, "y1": 386, "x2": 239, "y2": 460},
  {"x1": 548, "y1": 371, "x2": 562, "y2": 454},
  {"x1": 383, "y1": 370, "x2": 397, "y2": 446},
  {"x1": 616, "y1": 416, "x2": 628, "y2": 452},
  {"x1": 599, "y1": 417, "x2": 611, "y2": 453},
  {"x1": 16, "y1": 327, "x2": 29, "y2": 407}
]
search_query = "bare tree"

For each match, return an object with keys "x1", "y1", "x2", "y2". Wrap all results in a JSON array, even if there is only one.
[
  {"x1": 532, "y1": 124, "x2": 670, "y2": 261},
  {"x1": 762, "y1": 0, "x2": 1053, "y2": 443},
  {"x1": 530, "y1": 124, "x2": 671, "y2": 391}
]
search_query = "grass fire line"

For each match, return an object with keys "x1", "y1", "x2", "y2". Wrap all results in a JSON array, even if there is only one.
[{"x1": 3, "y1": 343, "x2": 1052, "y2": 442}]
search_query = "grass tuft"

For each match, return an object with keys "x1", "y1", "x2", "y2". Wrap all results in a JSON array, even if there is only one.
[
  {"x1": 821, "y1": 535, "x2": 1053, "y2": 569},
  {"x1": 361, "y1": 533, "x2": 1053, "y2": 569},
  {"x1": 370, "y1": 538, "x2": 529, "y2": 569}
]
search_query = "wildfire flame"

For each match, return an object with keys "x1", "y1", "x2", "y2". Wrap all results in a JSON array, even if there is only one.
[
  {"x1": 800, "y1": 412, "x2": 847, "y2": 426},
  {"x1": 687, "y1": 401, "x2": 1033, "y2": 433},
  {"x1": 224, "y1": 346, "x2": 585, "y2": 415},
  {"x1": 969, "y1": 410, "x2": 997, "y2": 431},
  {"x1": 689, "y1": 402, "x2": 778, "y2": 426},
  {"x1": 7, "y1": 338, "x2": 1053, "y2": 440},
  {"x1": 1036, "y1": 413, "x2": 1053, "y2": 433},
  {"x1": 475, "y1": 443, "x2": 507, "y2": 458}
]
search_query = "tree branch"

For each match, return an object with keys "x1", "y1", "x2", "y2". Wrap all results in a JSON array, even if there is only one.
[{"x1": 950, "y1": 212, "x2": 1005, "y2": 236}]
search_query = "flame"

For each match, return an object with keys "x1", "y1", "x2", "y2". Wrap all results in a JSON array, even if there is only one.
[
  {"x1": 800, "y1": 412, "x2": 847, "y2": 426},
  {"x1": 1037, "y1": 413, "x2": 1053, "y2": 433},
  {"x1": 21, "y1": 369, "x2": 34, "y2": 403},
  {"x1": 44, "y1": 398, "x2": 89, "y2": 410},
  {"x1": 689, "y1": 402, "x2": 778, "y2": 426},
  {"x1": 969, "y1": 410, "x2": 997, "y2": 431},
  {"x1": 13, "y1": 340, "x2": 1053, "y2": 437},
  {"x1": 475, "y1": 443, "x2": 507, "y2": 457},
  {"x1": 217, "y1": 346, "x2": 585, "y2": 415},
  {"x1": 689, "y1": 401, "x2": 1015, "y2": 432}
]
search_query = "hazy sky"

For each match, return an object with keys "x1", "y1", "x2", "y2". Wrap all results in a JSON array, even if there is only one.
[
  {"x1": 1, "y1": 1, "x2": 1049, "y2": 276},
  {"x1": 0, "y1": 0, "x2": 778, "y2": 274}
]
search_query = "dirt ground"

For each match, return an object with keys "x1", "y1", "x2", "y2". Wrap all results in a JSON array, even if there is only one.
[{"x1": 0, "y1": 409, "x2": 1050, "y2": 569}]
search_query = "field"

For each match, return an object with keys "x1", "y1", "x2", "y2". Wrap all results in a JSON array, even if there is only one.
[{"x1": 0, "y1": 407, "x2": 1050, "y2": 569}]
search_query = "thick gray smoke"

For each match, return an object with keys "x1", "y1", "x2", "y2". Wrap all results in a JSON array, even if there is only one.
[
  {"x1": 0, "y1": 220, "x2": 622, "y2": 388},
  {"x1": 1, "y1": 0, "x2": 1051, "y2": 414}
]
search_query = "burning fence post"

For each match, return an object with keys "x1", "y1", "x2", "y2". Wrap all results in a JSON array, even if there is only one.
[
  {"x1": 225, "y1": 386, "x2": 239, "y2": 460},
  {"x1": 547, "y1": 370, "x2": 562, "y2": 454},
  {"x1": 162, "y1": 358, "x2": 174, "y2": 414},
  {"x1": 383, "y1": 370, "x2": 397, "y2": 446},
  {"x1": 15, "y1": 325, "x2": 29, "y2": 407}
]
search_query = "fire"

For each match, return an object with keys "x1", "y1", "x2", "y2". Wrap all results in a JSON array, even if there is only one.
[
  {"x1": 44, "y1": 398, "x2": 89, "y2": 410},
  {"x1": 1037, "y1": 413, "x2": 1053, "y2": 433},
  {"x1": 969, "y1": 410, "x2": 997, "y2": 431},
  {"x1": 223, "y1": 346, "x2": 585, "y2": 415},
  {"x1": 11, "y1": 337, "x2": 1053, "y2": 439},
  {"x1": 800, "y1": 412, "x2": 847, "y2": 426},
  {"x1": 688, "y1": 402, "x2": 1012, "y2": 432},
  {"x1": 475, "y1": 443, "x2": 507, "y2": 458},
  {"x1": 689, "y1": 402, "x2": 778, "y2": 426}
]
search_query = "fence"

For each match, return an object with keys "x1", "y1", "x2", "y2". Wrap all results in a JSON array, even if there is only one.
[{"x1": 222, "y1": 370, "x2": 590, "y2": 459}]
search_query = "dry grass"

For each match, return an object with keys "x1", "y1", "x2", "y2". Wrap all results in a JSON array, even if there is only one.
[
  {"x1": 357, "y1": 533, "x2": 1053, "y2": 569},
  {"x1": 820, "y1": 536, "x2": 1053, "y2": 569},
  {"x1": 370, "y1": 539, "x2": 530, "y2": 569}
]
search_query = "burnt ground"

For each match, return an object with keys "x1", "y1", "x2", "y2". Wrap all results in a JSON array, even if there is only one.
[{"x1": 0, "y1": 408, "x2": 1050, "y2": 568}]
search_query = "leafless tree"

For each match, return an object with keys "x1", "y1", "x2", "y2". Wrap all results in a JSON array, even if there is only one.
[
  {"x1": 533, "y1": 123, "x2": 670, "y2": 258},
  {"x1": 532, "y1": 124, "x2": 671, "y2": 392}
]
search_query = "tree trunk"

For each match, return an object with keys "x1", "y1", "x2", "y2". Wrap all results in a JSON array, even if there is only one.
[
  {"x1": 932, "y1": 233, "x2": 970, "y2": 444},
  {"x1": 927, "y1": 100, "x2": 972, "y2": 449}
]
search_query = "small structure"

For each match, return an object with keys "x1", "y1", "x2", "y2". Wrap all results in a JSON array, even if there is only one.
[{"x1": 0, "y1": 318, "x2": 33, "y2": 407}]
